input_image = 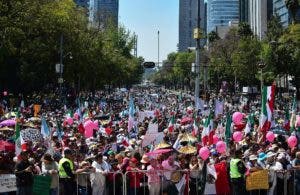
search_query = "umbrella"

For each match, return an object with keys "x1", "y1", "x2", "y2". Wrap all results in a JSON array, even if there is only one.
[
  {"x1": 146, "y1": 148, "x2": 173, "y2": 157},
  {"x1": 4, "y1": 112, "x2": 17, "y2": 119},
  {"x1": 0, "y1": 126, "x2": 14, "y2": 131},
  {"x1": 177, "y1": 145, "x2": 197, "y2": 154},
  {"x1": 0, "y1": 140, "x2": 15, "y2": 151},
  {"x1": 22, "y1": 123, "x2": 36, "y2": 128},
  {"x1": 0, "y1": 119, "x2": 16, "y2": 127},
  {"x1": 180, "y1": 117, "x2": 193, "y2": 125}
]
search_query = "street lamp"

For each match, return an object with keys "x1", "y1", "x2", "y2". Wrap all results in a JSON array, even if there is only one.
[{"x1": 257, "y1": 61, "x2": 266, "y2": 93}]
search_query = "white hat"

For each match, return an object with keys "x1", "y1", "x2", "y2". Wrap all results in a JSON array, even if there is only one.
[{"x1": 249, "y1": 154, "x2": 257, "y2": 161}]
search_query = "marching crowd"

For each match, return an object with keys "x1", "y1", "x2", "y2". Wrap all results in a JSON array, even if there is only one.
[{"x1": 0, "y1": 86, "x2": 300, "y2": 195}]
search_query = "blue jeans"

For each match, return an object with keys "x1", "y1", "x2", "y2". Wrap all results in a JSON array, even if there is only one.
[
  {"x1": 78, "y1": 186, "x2": 88, "y2": 195},
  {"x1": 17, "y1": 186, "x2": 32, "y2": 195},
  {"x1": 50, "y1": 188, "x2": 58, "y2": 195}
]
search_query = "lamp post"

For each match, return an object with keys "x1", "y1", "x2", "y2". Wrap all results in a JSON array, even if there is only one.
[
  {"x1": 194, "y1": 0, "x2": 202, "y2": 106},
  {"x1": 257, "y1": 61, "x2": 266, "y2": 93}
]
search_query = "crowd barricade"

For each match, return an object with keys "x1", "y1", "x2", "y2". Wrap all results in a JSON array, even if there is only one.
[
  {"x1": 75, "y1": 171, "x2": 125, "y2": 195},
  {"x1": 124, "y1": 169, "x2": 204, "y2": 195},
  {"x1": 246, "y1": 169, "x2": 300, "y2": 195}
]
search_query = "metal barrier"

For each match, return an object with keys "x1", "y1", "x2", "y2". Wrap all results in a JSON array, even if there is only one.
[
  {"x1": 75, "y1": 171, "x2": 124, "y2": 195},
  {"x1": 124, "y1": 169, "x2": 200, "y2": 195}
]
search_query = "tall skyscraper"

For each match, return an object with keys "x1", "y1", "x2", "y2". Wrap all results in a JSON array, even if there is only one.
[
  {"x1": 239, "y1": 0, "x2": 249, "y2": 23},
  {"x1": 207, "y1": 0, "x2": 239, "y2": 33},
  {"x1": 89, "y1": 0, "x2": 119, "y2": 29},
  {"x1": 273, "y1": 0, "x2": 300, "y2": 28},
  {"x1": 249, "y1": 0, "x2": 268, "y2": 40},
  {"x1": 178, "y1": 0, "x2": 205, "y2": 52}
]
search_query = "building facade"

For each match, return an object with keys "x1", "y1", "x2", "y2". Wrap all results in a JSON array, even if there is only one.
[
  {"x1": 207, "y1": 0, "x2": 239, "y2": 33},
  {"x1": 273, "y1": 0, "x2": 300, "y2": 28},
  {"x1": 74, "y1": 0, "x2": 89, "y2": 8},
  {"x1": 178, "y1": 0, "x2": 205, "y2": 52},
  {"x1": 239, "y1": 0, "x2": 249, "y2": 23},
  {"x1": 89, "y1": 0, "x2": 119, "y2": 29},
  {"x1": 249, "y1": 0, "x2": 268, "y2": 40}
]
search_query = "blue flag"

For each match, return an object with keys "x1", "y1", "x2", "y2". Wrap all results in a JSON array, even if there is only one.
[{"x1": 41, "y1": 117, "x2": 50, "y2": 138}]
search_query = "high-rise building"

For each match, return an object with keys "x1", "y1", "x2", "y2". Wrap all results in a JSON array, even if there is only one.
[
  {"x1": 74, "y1": 0, "x2": 89, "y2": 9},
  {"x1": 207, "y1": 0, "x2": 239, "y2": 33},
  {"x1": 249, "y1": 0, "x2": 268, "y2": 40},
  {"x1": 178, "y1": 0, "x2": 205, "y2": 52},
  {"x1": 273, "y1": 0, "x2": 300, "y2": 28},
  {"x1": 89, "y1": 0, "x2": 119, "y2": 29},
  {"x1": 239, "y1": 0, "x2": 249, "y2": 23}
]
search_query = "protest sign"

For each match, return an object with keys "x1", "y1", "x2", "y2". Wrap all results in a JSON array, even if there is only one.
[
  {"x1": 0, "y1": 174, "x2": 16, "y2": 193},
  {"x1": 142, "y1": 132, "x2": 164, "y2": 147},
  {"x1": 33, "y1": 175, "x2": 51, "y2": 195},
  {"x1": 147, "y1": 123, "x2": 158, "y2": 134},
  {"x1": 21, "y1": 128, "x2": 42, "y2": 142},
  {"x1": 246, "y1": 170, "x2": 269, "y2": 191}
]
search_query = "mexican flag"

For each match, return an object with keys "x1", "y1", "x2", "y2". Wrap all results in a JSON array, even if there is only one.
[
  {"x1": 260, "y1": 84, "x2": 275, "y2": 132},
  {"x1": 192, "y1": 119, "x2": 199, "y2": 136},
  {"x1": 168, "y1": 115, "x2": 175, "y2": 133},
  {"x1": 15, "y1": 112, "x2": 26, "y2": 156},
  {"x1": 290, "y1": 95, "x2": 297, "y2": 131},
  {"x1": 201, "y1": 113, "x2": 214, "y2": 146},
  {"x1": 244, "y1": 113, "x2": 254, "y2": 134}
]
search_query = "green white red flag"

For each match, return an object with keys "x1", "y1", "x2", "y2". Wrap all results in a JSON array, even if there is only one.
[{"x1": 260, "y1": 84, "x2": 275, "y2": 132}]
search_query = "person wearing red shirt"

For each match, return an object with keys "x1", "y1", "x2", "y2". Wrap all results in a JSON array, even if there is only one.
[{"x1": 126, "y1": 158, "x2": 143, "y2": 195}]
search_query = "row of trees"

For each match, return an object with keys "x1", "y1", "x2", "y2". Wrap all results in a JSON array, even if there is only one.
[
  {"x1": 151, "y1": 16, "x2": 300, "y2": 98},
  {"x1": 0, "y1": 0, "x2": 144, "y2": 93}
]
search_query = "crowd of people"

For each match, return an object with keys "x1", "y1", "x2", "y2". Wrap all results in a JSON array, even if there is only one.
[{"x1": 0, "y1": 85, "x2": 299, "y2": 195}]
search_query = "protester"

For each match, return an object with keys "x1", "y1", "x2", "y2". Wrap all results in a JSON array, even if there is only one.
[
  {"x1": 15, "y1": 151, "x2": 34, "y2": 195},
  {"x1": 58, "y1": 149, "x2": 75, "y2": 195},
  {"x1": 0, "y1": 86, "x2": 299, "y2": 195},
  {"x1": 230, "y1": 149, "x2": 247, "y2": 195},
  {"x1": 41, "y1": 153, "x2": 59, "y2": 195}
]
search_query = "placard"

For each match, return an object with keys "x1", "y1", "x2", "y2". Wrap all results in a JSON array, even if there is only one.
[
  {"x1": 142, "y1": 132, "x2": 164, "y2": 147},
  {"x1": 0, "y1": 174, "x2": 16, "y2": 193},
  {"x1": 147, "y1": 123, "x2": 158, "y2": 134},
  {"x1": 33, "y1": 175, "x2": 51, "y2": 195},
  {"x1": 246, "y1": 170, "x2": 269, "y2": 191}
]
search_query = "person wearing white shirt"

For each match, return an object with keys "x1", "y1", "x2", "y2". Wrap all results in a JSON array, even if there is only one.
[{"x1": 91, "y1": 154, "x2": 111, "y2": 195}]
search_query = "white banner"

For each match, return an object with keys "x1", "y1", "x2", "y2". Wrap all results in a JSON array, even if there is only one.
[{"x1": 0, "y1": 174, "x2": 16, "y2": 193}]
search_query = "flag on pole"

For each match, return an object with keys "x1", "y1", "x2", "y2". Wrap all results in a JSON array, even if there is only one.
[
  {"x1": 128, "y1": 96, "x2": 135, "y2": 131},
  {"x1": 201, "y1": 113, "x2": 213, "y2": 146},
  {"x1": 192, "y1": 119, "x2": 199, "y2": 136},
  {"x1": 41, "y1": 117, "x2": 50, "y2": 139},
  {"x1": 15, "y1": 111, "x2": 26, "y2": 156},
  {"x1": 260, "y1": 84, "x2": 275, "y2": 132},
  {"x1": 290, "y1": 94, "x2": 297, "y2": 132},
  {"x1": 225, "y1": 113, "x2": 232, "y2": 145},
  {"x1": 168, "y1": 115, "x2": 175, "y2": 133},
  {"x1": 244, "y1": 113, "x2": 254, "y2": 134}
]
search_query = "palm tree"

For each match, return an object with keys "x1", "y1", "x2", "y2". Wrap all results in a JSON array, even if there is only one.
[{"x1": 285, "y1": 0, "x2": 300, "y2": 24}]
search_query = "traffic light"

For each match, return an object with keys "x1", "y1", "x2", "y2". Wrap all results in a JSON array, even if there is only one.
[{"x1": 143, "y1": 62, "x2": 155, "y2": 69}]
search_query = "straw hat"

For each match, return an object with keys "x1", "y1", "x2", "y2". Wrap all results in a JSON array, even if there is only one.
[
  {"x1": 179, "y1": 133, "x2": 197, "y2": 143},
  {"x1": 155, "y1": 141, "x2": 171, "y2": 150},
  {"x1": 177, "y1": 145, "x2": 197, "y2": 154}
]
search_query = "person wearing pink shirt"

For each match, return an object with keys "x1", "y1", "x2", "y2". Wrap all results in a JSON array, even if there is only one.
[{"x1": 147, "y1": 158, "x2": 162, "y2": 195}]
